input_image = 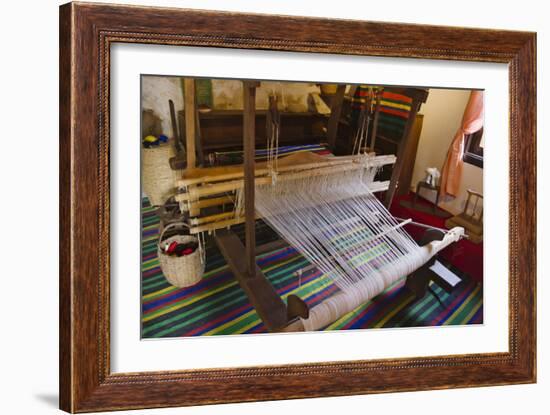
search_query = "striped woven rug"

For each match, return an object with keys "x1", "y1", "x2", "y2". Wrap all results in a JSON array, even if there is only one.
[{"x1": 142, "y1": 199, "x2": 483, "y2": 338}]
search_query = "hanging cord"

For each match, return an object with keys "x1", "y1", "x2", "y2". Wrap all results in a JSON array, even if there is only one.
[
  {"x1": 353, "y1": 108, "x2": 367, "y2": 155},
  {"x1": 273, "y1": 99, "x2": 280, "y2": 176},
  {"x1": 367, "y1": 87, "x2": 383, "y2": 152},
  {"x1": 266, "y1": 94, "x2": 281, "y2": 183},
  {"x1": 233, "y1": 187, "x2": 245, "y2": 218},
  {"x1": 352, "y1": 87, "x2": 374, "y2": 155},
  {"x1": 197, "y1": 231, "x2": 207, "y2": 264}
]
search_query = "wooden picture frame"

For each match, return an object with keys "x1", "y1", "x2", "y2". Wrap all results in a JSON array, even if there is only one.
[{"x1": 59, "y1": 2, "x2": 536, "y2": 412}]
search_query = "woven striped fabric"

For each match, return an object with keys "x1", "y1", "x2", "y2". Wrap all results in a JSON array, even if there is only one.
[
  {"x1": 350, "y1": 85, "x2": 371, "y2": 109},
  {"x1": 141, "y1": 199, "x2": 483, "y2": 338},
  {"x1": 351, "y1": 86, "x2": 414, "y2": 142},
  {"x1": 377, "y1": 91, "x2": 413, "y2": 140}
]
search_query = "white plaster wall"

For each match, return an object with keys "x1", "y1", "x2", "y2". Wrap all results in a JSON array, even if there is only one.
[
  {"x1": 141, "y1": 76, "x2": 184, "y2": 135},
  {"x1": 446, "y1": 162, "x2": 484, "y2": 214},
  {"x1": 211, "y1": 80, "x2": 320, "y2": 111},
  {"x1": 412, "y1": 88, "x2": 483, "y2": 215},
  {"x1": 141, "y1": 76, "x2": 321, "y2": 125}
]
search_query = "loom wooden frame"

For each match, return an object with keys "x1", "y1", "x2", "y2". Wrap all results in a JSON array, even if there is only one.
[{"x1": 59, "y1": 2, "x2": 536, "y2": 412}]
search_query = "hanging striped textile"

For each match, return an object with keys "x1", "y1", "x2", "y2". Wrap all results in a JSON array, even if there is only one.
[
  {"x1": 377, "y1": 91, "x2": 413, "y2": 140},
  {"x1": 350, "y1": 85, "x2": 372, "y2": 111},
  {"x1": 351, "y1": 86, "x2": 414, "y2": 142}
]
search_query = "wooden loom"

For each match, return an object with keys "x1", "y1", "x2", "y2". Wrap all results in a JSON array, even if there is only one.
[
  {"x1": 175, "y1": 151, "x2": 396, "y2": 234},
  {"x1": 173, "y1": 80, "x2": 462, "y2": 332}
]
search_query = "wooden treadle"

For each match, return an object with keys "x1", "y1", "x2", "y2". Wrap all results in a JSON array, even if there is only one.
[{"x1": 214, "y1": 229, "x2": 289, "y2": 332}]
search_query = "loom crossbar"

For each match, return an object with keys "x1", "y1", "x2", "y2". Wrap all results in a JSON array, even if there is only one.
[
  {"x1": 214, "y1": 229, "x2": 290, "y2": 332},
  {"x1": 177, "y1": 153, "x2": 396, "y2": 187},
  {"x1": 186, "y1": 180, "x2": 391, "y2": 234},
  {"x1": 175, "y1": 159, "x2": 394, "y2": 203}
]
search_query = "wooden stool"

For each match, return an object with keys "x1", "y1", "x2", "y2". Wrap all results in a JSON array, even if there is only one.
[
  {"x1": 413, "y1": 180, "x2": 441, "y2": 213},
  {"x1": 445, "y1": 189, "x2": 483, "y2": 243}
]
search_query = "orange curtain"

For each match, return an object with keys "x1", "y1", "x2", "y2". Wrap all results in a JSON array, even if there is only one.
[{"x1": 439, "y1": 91, "x2": 484, "y2": 200}]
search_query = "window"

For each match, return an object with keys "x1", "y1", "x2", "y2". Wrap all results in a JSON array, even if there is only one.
[{"x1": 463, "y1": 127, "x2": 483, "y2": 168}]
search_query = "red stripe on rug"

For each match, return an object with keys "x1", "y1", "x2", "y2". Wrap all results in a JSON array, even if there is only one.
[{"x1": 429, "y1": 282, "x2": 476, "y2": 325}]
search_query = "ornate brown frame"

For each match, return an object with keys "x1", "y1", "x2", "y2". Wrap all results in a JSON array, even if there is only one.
[{"x1": 59, "y1": 2, "x2": 536, "y2": 412}]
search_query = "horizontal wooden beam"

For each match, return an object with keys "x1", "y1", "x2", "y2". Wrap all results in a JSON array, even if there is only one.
[
  {"x1": 186, "y1": 181, "x2": 391, "y2": 233},
  {"x1": 177, "y1": 153, "x2": 395, "y2": 187},
  {"x1": 215, "y1": 229, "x2": 289, "y2": 332},
  {"x1": 176, "y1": 164, "x2": 393, "y2": 202},
  {"x1": 179, "y1": 195, "x2": 234, "y2": 212}
]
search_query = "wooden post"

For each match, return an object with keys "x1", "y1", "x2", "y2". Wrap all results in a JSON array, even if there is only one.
[
  {"x1": 383, "y1": 88, "x2": 429, "y2": 208},
  {"x1": 326, "y1": 84, "x2": 347, "y2": 151},
  {"x1": 243, "y1": 81, "x2": 260, "y2": 277},
  {"x1": 383, "y1": 99, "x2": 422, "y2": 208},
  {"x1": 194, "y1": 108, "x2": 205, "y2": 165},
  {"x1": 184, "y1": 78, "x2": 196, "y2": 168},
  {"x1": 168, "y1": 99, "x2": 181, "y2": 153}
]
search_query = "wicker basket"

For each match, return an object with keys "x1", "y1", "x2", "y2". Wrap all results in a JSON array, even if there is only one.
[
  {"x1": 158, "y1": 223, "x2": 204, "y2": 288},
  {"x1": 142, "y1": 142, "x2": 181, "y2": 206}
]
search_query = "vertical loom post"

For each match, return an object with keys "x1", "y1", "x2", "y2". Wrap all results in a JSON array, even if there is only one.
[
  {"x1": 184, "y1": 78, "x2": 196, "y2": 168},
  {"x1": 384, "y1": 98, "x2": 422, "y2": 208},
  {"x1": 243, "y1": 81, "x2": 260, "y2": 277},
  {"x1": 194, "y1": 107, "x2": 205, "y2": 165},
  {"x1": 326, "y1": 84, "x2": 347, "y2": 151},
  {"x1": 168, "y1": 99, "x2": 182, "y2": 153}
]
